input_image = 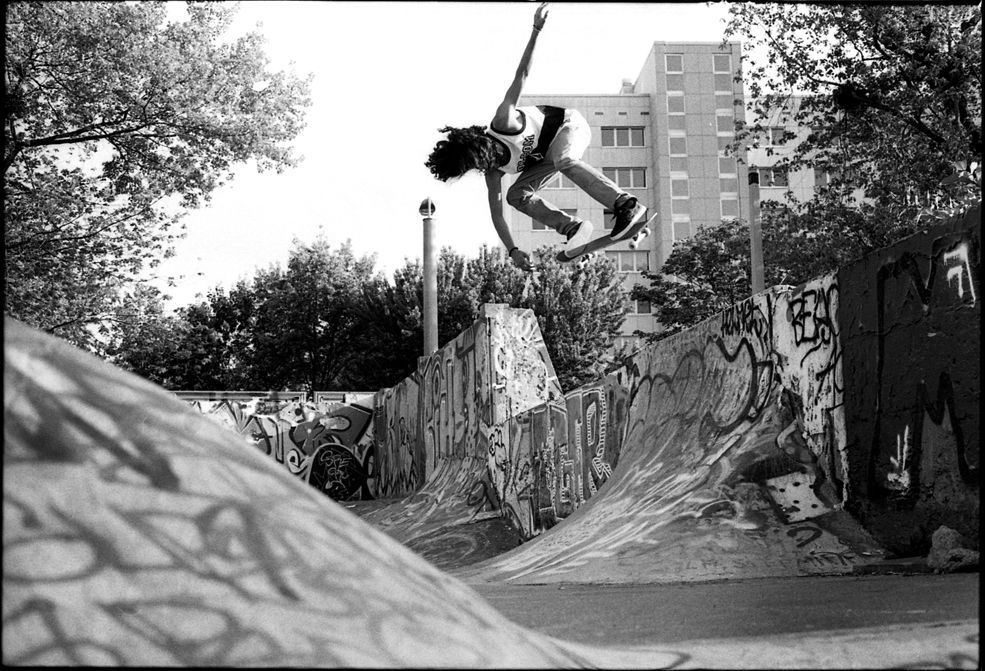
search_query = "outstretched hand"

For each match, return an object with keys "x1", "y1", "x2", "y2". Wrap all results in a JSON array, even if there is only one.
[
  {"x1": 533, "y1": 2, "x2": 549, "y2": 30},
  {"x1": 509, "y1": 247, "x2": 533, "y2": 271}
]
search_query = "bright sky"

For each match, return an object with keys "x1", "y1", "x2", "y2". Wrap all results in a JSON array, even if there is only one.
[{"x1": 152, "y1": 1, "x2": 735, "y2": 309}]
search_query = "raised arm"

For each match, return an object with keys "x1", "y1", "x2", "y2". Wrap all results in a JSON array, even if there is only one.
[{"x1": 492, "y1": 3, "x2": 549, "y2": 132}]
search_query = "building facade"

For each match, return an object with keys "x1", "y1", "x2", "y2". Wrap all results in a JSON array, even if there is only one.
[{"x1": 512, "y1": 41, "x2": 750, "y2": 343}]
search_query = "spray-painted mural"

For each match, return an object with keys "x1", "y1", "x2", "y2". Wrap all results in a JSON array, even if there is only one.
[
  {"x1": 180, "y1": 210, "x2": 979, "y2": 570},
  {"x1": 462, "y1": 285, "x2": 883, "y2": 585},
  {"x1": 839, "y1": 206, "x2": 980, "y2": 555},
  {"x1": 190, "y1": 398, "x2": 377, "y2": 501},
  {"x1": 358, "y1": 304, "x2": 562, "y2": 567},
  {"x1": 487, "y1": 377, "x2": 631, "y2": 539}
]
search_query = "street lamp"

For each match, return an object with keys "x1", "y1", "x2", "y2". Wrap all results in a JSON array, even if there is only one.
[
  {"x1": 748, "y1": 170, "x2": 765, "y2": 294},
  {"x1": 419, "y1": 198, "x2": 438, "y2": 355}
]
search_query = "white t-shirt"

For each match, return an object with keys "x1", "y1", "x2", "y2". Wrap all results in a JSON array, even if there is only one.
[{"x1": 486, "y1": 105, "x2": 566, "y2": 174}]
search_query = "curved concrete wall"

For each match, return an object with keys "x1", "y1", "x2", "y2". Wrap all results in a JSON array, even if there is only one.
[{"x1": 180, "y1": 207, "x2": 978, "y2": 564}]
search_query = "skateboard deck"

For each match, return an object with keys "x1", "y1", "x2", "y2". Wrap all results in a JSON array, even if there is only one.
[{"x1": 556, "y1": 212, "x2": 657, "y2": 265}]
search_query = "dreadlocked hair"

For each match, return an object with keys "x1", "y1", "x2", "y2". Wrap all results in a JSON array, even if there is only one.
[{"x1": 425, "y1": 125, "x2": 502, "y2": 181}]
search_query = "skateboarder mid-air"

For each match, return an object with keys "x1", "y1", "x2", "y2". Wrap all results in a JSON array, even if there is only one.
[{"x1": 424, "y1": 2, "x2": 648, "y2": 271}]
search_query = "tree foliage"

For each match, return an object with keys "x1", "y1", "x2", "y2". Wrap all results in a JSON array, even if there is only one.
[
  {"x1": 724, "y1": 3, "x2": 980, "y2": 220},
  {"x1": 112, "y1": 242, "x2": 630, "y2": 394},
  {"x1": 4, "y1": 1, "x2": 312, "y2": 350}
]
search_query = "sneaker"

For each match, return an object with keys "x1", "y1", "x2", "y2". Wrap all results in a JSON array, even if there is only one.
[
  {"x1": 564, "y1": 220, "x2": 594, "y2": 256},
  {"x1": 610, "y1": 196, "x2": 647, "y2": 241}
]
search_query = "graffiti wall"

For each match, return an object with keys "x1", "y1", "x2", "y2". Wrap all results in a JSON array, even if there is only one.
[
  {"x1": 191, "y1": 398, "x2": 377, "y2": 501},
  {"x1": 464, "y1": 285, "x2": 883, "y2": 584},
  {"x1": 180, "y1": 207, "x2": 979, "y2": 566},
  {"x1": 356, "y1": 304, "x2": 563, "y2": 567},
  {"x1": 487, "y1": 376, "x2": 631, "y2": 539},
  {"x1": 838, "y1": 206, "x2": 980, "y2": 555}
]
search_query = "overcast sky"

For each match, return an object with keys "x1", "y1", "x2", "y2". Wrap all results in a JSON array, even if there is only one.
[{"x1": 152, "y1": 1, "x2": 735, "y2": 308}]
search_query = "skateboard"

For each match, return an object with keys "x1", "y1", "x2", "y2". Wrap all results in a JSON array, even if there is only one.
[{"x1": 556, "y1": 212, "x2": 657, "y2": 266}]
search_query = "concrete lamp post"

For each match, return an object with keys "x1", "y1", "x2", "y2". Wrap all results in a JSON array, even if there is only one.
[
  {"x1": 419, "y1": 198, "x2": 438, "y2": 356},
  {"x1": 747, "y1": 171, "x2": 765, "y2": 294}
]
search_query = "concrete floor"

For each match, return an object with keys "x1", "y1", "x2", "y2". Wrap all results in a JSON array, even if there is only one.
[{"x1": 470, "y1": 572, "x2": 980, "y2": 647}]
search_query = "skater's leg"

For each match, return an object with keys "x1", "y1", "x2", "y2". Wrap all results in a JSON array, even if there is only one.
[
  {"x1": 547, "y1": 110, "x2": 647, "y2": 239},
  {"x1": 546, "y1": 110, "x2": 627, "y2": 208},
  {"x1": 506, "y1": 161, "x2": 583, "y2": 238}
]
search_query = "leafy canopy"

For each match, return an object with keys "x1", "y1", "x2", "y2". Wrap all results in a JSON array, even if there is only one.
[
  {"x1": 113, "y1": 242, "x2": 631, "y2": 394},
  {"x1": 4, "y1": 1, "x2": 313, "y2": 350},
  {"x1": 724, "y1": 3, "x2": 981, "y2": 217}
]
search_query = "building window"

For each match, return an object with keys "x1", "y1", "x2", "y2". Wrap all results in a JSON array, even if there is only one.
[
  {"x1": 668, "y1": 115, "x2": 687, "y2": 132},
  {"x1": 720, "y1": 176, "x2": 739, "y2": 193},
  {"x1": 714, "y1": 73, "x2": 733, "y2": 92},
  {"x1": 635, "y1": 300, "x2": 652, "y2": 315},
  {"x1": 669, "y1": 136, "x2": 687, "y2": 156},
  {"x1": 607, "y1": 251, "x2": 650, "y2": 273},
  {"x1": 667, "y1": 95, "x2": 685, "y2": 114},
  {"x1": 717, "y1": 136, "x2": 733, "y2": 152},
  {"x1": 603, "y1": 167, "x2": 646, "y2": 188},
  {"x1": 603, "y1": 209, "x2": 614, "y2": 230},
  {"x1": 716, "y1": 114, "x2": 735, "y2": 133},
  {"x1": 666, "y1": 54, "x2": 683, "y2": 73},
  {"x1": 601, "y1": 127, "x2": 645, "y2": 147},
  {"x1": 721, "y1": 199, "x2": 739, "y2": 218},
  {"x1": 719, "y1": 156, "x2": 736, "y2": 174},
  {"x1": 671, "y1": 175, "x2": 689, "y2": 198},
  {"x1": 673, "y1": 220, "x2": 691, "y2": 240},
  {"x1": 670, "y1": 156, "x2": 688, "y2": 172},
  {"x1": 759, "y1": 167, "x2": 789, "y2": 187},
  {"x1": 713, "y1": 54, "x2": 732, "y2": 73},
  {"x1": 768, "y1": 127, "x2": 787, "y2": 145}
]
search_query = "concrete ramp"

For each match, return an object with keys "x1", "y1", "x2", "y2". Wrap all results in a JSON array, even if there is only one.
[
  {"x1": 1, "y1": 317, "x2": 619, "y2": 666},
  {"x1": 458, "y1": 284, "x2": 886, "y2": 584},
  {"x1": 345, "y1": 305, "x2": 563, "y2": 569}
]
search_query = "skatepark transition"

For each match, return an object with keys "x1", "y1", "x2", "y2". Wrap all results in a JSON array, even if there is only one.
[
  {"x1": 183, "y1": 205, "x2": 978, "y2": 569},
  {"x1": 3, "y1": 206, "x2": 978, "y2": 665}
]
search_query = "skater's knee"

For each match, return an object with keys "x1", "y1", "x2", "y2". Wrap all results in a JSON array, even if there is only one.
[{"x1": 506, "y1": 184, "x2": 534, "y2": 209}]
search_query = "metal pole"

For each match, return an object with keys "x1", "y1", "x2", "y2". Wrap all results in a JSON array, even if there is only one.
[
  {"x1": 748, "y1": 171, "x2": 765, "y2": 294},
  {"x1": 419, "y1": 198, "x2": 438, "y2": 355}
]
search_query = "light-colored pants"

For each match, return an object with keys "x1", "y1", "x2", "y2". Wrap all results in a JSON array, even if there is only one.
[{"x1": 506, "y1": 109, "x2": 626, "y2": 238}]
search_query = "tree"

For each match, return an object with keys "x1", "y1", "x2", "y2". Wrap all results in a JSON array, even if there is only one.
[
  {"x1": 108, "y1": 284, "x2": 230, "y2": 389},
  {"x1": 724, "y1": 4, "x2": 981, "y2": 222},
  {"x1": 631, "y1": 205, "x2": 920, "y2": 343},
  {"x1": 4, "y1": 1, "x2": 312, "y2": 350},
  {"x1": 245, "y1": 238, "x2": 381, "y2": 394},
  {"x1": 522, "y1": 249, "x2": 628, "y2": 390},
  {"x1": 632, "y1": 221, "x2": 754, "y2": 342},
  {"x1": 359, "y1": 245, "x2": 629, "y2": 392}
]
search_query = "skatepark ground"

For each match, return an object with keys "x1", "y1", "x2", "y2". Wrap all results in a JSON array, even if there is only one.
[{"x1": 471, "y1": 573, "x2": 979, "y2": 647}]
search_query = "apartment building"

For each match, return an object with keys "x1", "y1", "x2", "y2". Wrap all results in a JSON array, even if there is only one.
[
  {"x1": 746, "y1": 95, "x2": 822, "y2": 208},
  {"x1": 512, "y1": 41, "x2": 750, "y2": 343}
]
